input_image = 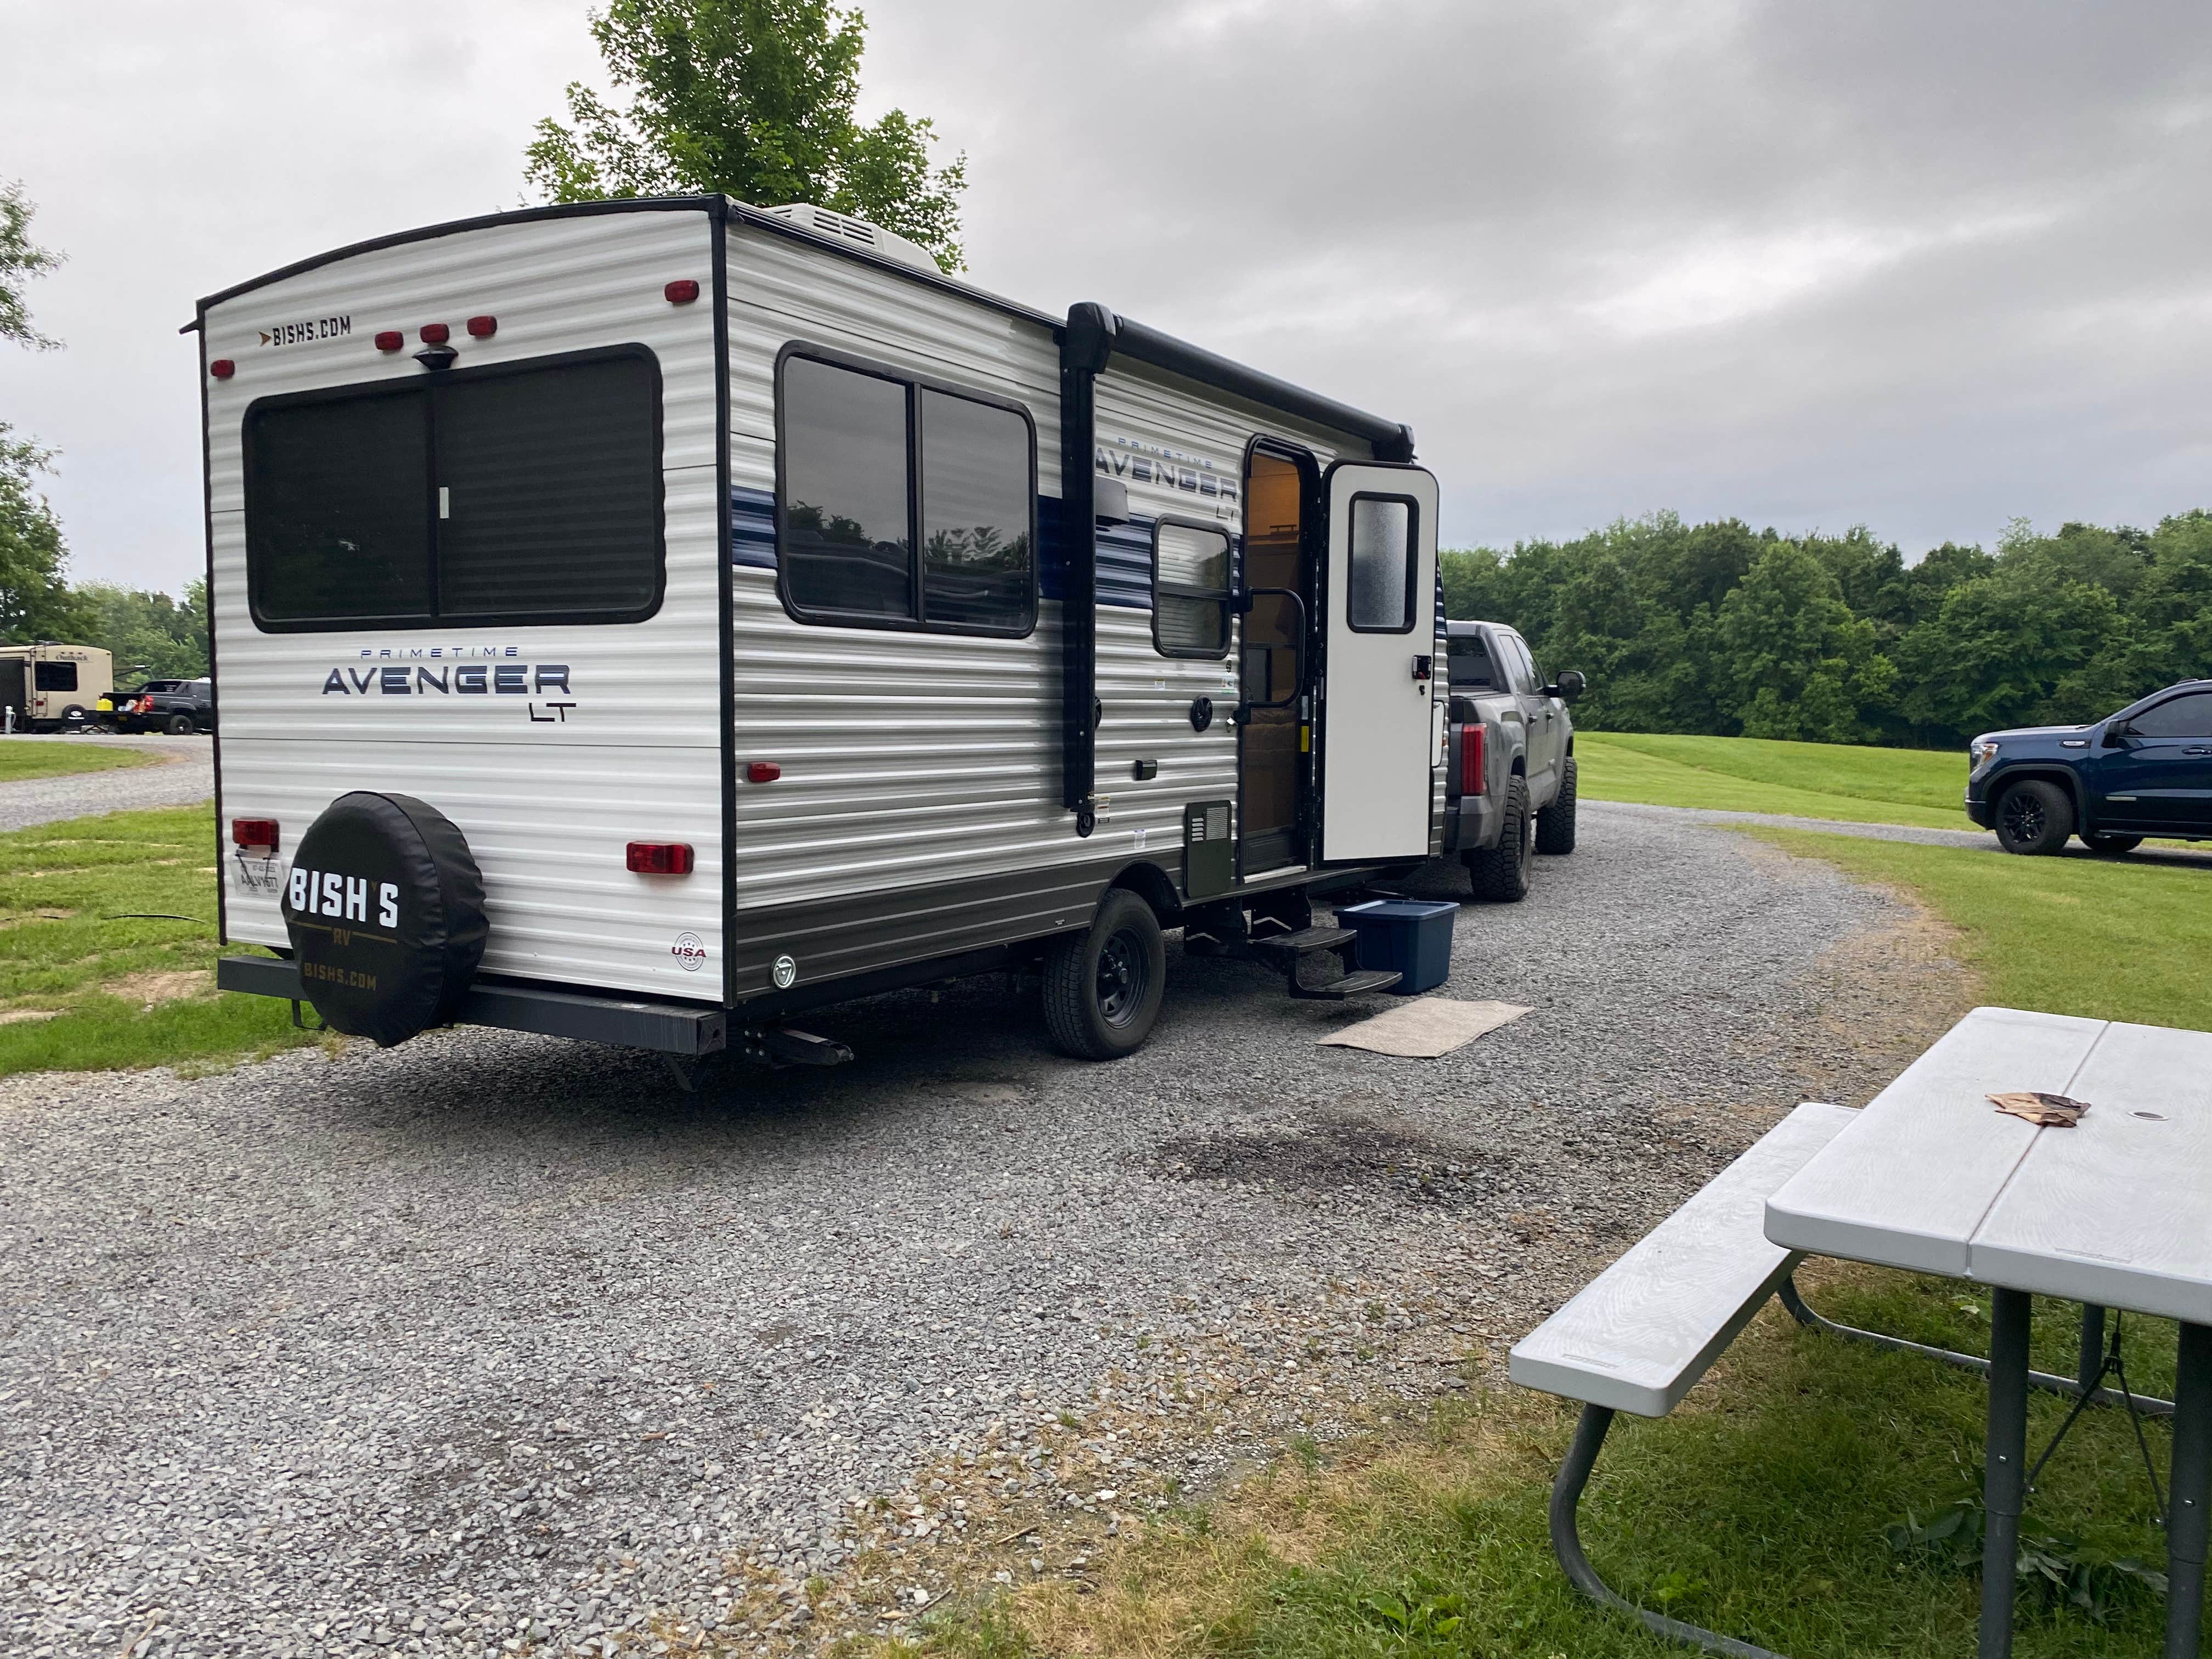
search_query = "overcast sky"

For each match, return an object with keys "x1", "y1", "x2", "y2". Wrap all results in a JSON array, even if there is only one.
[{"x1": 4, "y1": 0, "x2": 2209, "y2": 594}]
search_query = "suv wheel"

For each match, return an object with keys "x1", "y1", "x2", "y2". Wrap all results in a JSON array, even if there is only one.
[
  {"x1": 1535, "y1": 757, "x2": 1578, "y2": 854},
  {"x1": 1466, "y1": 776, "x2": 1532, "y2": 901},
  {"x1": 1994, "y1": 779, "x2": 2073, "y2": 855},
  {"x1": 1042, "y1": 889, "x2": 1167, "y2": 1059},
  {"x1": 2080, "y1": 832, "x2": 2142, "y2": 855},
  {"x1": 166, "y1": 713, "x2": 196, "y2": 736}
]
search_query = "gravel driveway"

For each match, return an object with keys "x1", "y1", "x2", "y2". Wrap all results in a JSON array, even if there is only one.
[
  {"x1": 0, "y1": 736, "x2": 214, "y2": 831},
  {"x1": 0, "y1": 803, "x2": 1969, "y2": 1657}
]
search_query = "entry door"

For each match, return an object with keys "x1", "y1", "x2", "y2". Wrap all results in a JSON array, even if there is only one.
[{"x1": 1318, "y1": 461, "x2": 1440, "y2": 861}]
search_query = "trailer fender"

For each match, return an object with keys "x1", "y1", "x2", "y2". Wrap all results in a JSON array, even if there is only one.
[{"x1": 283, "y1": 792, "x2": 488, "y2": 1047}]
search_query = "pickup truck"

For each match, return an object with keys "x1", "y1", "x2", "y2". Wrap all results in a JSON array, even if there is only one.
[
  {"x1": 1967, "y1": 678, "x2": 2212, "y2": 854},
  {"x1": 1439, "y1": 619, "x2": 1586, "y2": 899}
]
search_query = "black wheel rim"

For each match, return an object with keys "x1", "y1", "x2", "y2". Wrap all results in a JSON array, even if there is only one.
[
  {"x1": 1096, "y1": 929, "x2": 1150, "y2": 1028},
  {"x1": 2001, "y1": 792, "x2": 2045, "y2": 843}
]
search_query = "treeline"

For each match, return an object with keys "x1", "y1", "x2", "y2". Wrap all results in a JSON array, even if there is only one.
[{"x1": 1443, "y1": 510, "x2": 2212, "y2": 749}]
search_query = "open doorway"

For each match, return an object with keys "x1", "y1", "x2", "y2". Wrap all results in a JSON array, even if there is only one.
[{"x1": 1238, "y1": 442, "x2": 1317, "y2": 874}]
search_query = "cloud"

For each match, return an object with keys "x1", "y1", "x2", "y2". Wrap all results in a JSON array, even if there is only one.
[{"x1": 3, "y1": 0, "x2": 2211, "y2": 590}]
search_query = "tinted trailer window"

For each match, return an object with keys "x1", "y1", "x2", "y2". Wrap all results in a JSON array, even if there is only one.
[{"x1": 244, "y1": 348, "x2": 663, "y2": 630}]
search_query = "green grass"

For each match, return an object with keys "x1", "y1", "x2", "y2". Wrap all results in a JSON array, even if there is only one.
[
  {"x1": 1578, "y1": 731, "x2": 1971, "y2": 829},
  {"x1": 1749, "y1": 828, "x2": 2212, "y2": 1030},
  {"x1": 902, "y1": 1272, "x2": 2184, "y2": 1658},
  {"x1": 0, "y1": 738, "x2": 156, "y2": 782},
  {"x1": 0, "y1": 804, "x2": 317, "y2": 1076}
]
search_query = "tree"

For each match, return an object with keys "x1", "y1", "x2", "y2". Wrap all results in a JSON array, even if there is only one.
[
  {"x1": 526, "y1": 0, "x2": 968, "y2": 270},
  {"x1": 0, "y1": 428, "x2": 90, "y2": 644},
  {"x1": 1, "y1": 179, "x2": 62, "y2": 351},
  {"x1": 78, "y1": 580, "x2": 210, "y2": 681}
]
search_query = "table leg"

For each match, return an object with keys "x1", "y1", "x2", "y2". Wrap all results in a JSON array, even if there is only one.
[
  {"x1": 2169, "y1": 1322, "x2": 2211, "y2": 1659},
  {"x1": 1979, "y1": 1288, "x2": 2032, "y2": 1659},
  {"x1": 2078, "y1": 1304, "x2": 2106, "y2": 1393}
]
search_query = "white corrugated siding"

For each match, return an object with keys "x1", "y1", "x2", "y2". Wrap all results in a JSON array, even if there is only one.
[{"x1": 207, "y1": 207, "x2": 726, "y2": 1000}]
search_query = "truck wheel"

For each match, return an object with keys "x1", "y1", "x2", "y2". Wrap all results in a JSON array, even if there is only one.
[
  {"x1": 166, "y1": 713, "x2": 196, "y2": 736},
  {"x1": 1466, "y1": 776, "x2": 1532, "y2": 901},
  {"x1": 1042, "y1": 888, "x2": 1166, "y2": 1060},
  {"x1": 1535, "y1": 757, "x2": 1578, "y2": 854},
  {"x1": 1994, "y1": 779, "x2": 2073, "y2": 855},
  {"x1": 2080, "y1": 832, "x2": 2142, "y2": 855}
]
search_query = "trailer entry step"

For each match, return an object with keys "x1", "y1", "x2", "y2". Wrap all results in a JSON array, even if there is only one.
[
  {"x1": 1291, "y1": 968, "x2": 1403, "y2": 1001},
  {"x1": 1251, "y1": 925, "x2": 1357, "y2": 959}
]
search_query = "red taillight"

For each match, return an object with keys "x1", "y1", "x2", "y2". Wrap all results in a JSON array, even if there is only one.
[
  {"x1": 374, "y1": 330, "x2": 403, "y2": 352},
  {"x1": 466, "y1": 314, "x2": 497, "y2": 338},
  {"x1": 745, "y1": 761, "x2": 781, "y2": 783},
  {"x1": 231, "y1": 817, "x2": 280, "y2": 853},
  {"x1": 626, "y1": 842, "x2": 695, "y2": 875},
  {"x1": 420, "y1": 322, "x2": 450, "y2": 345},
  {"x1": 210, "y1": 359, "x2": 235, "y2": 380},
  {"x1": 1459, "y1": 723, "x2": 1485, "y2": 797},
  {"x1": 664, "y1": 279, "x2": 701, "y2": 304}
]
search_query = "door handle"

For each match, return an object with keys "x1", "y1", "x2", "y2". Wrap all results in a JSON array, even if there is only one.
[{"x1": 2187, "y1": 746, "x2": 2212, "y2": 756}]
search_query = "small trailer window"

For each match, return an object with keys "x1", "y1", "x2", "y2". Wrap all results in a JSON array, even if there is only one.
[
  {"x1": 33, "y1": 662, "x2": 77, "y2": 692},
  {"x1": 777, "y1": 347, "x2": 1036, "y2": 637},
  {"x1": 1346, "y1": 494, "x2": 1418, "y2": 633},
  {"x1": 1153, "y1": 519, "x2": 1232, "y2": 658},
  {"x1": 244, "y1": 348, "x2": 663, "y2": 630}
]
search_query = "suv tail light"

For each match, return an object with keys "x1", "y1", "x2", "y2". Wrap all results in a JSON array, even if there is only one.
[
  {"x1": 626, "y1": 842, "x2": 695, "y2": 875},
  {"x1": 1459, "y1": 723, "x2": 1485, "y2": 797},
  {"x1": 232, "y1": 817, "x2": 280, "y2": 854}
]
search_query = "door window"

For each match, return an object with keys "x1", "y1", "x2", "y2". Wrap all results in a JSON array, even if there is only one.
[
  {"x1": 1153, "y1": 519, "x2": 1232, "y2": 657},
  {"x1": 777, "y1": 347, "x2": 1036, "y2": 636},
  {"x1": 2132, "y1": 693, "x2": 2212, "y2": 738},
  {"x1": 1345, "y1": 494, "x2": 1418, "y2": 632}
]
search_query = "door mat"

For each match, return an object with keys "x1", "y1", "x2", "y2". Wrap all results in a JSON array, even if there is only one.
[{"x1": 1316, "y1": 998, "x2": 1532, "y2": 1059}]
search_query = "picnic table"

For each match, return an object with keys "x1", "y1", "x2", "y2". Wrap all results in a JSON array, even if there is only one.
[{"x1": 1765, "y1": 1006, "x2": 2211, "y2": 1659}]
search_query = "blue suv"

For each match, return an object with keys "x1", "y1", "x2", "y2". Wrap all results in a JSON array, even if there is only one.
[{"x1": 1966, "y1": 680, "x2": 2212, "y2": 854}]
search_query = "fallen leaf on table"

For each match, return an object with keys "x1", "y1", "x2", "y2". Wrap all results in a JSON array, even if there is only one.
[{"x1": 1988, "y1": 1091, "x2": 2090, "y2": 1127}]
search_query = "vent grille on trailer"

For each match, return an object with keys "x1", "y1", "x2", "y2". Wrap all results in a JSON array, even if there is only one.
[{"x1": 764, "y1": 203, "x2": 941, "y2": 276}]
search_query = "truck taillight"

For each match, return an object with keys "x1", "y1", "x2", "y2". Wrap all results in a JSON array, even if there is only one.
[
  {"x1": 1460, "y1": 723, "x2": 1485, "y2": 796},
  {"x1": 627, "y1": 842, "x2": 695, "y2": 875},
  {"x1": 231, "y1": 818, "x2": 279, "y2": 854}
]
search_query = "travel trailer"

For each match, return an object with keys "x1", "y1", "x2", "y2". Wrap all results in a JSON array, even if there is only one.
[
  {"x1": 0, "y1": 643, "x2": 112, "y2": 732},
  {"x1": 198, "y1": 196, "x2": 1448, "y2": 1069}
]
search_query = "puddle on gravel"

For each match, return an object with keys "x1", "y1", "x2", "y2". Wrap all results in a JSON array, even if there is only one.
[{"x1": 1136, "y1": 1110, "x2": 1517, "y2": 1211}]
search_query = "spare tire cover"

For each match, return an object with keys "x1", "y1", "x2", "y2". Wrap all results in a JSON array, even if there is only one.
[{"x1": 283, "y1": 792, "x2": 488, "y2": 1047}]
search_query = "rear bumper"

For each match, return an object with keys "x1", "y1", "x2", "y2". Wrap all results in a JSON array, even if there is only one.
[
  {"x1": 1441, "y1": 795, "x2": 1499, "y2": 854},
  {"x1": 217, "y1": 954, "x2": 727, "y2": 1055}
]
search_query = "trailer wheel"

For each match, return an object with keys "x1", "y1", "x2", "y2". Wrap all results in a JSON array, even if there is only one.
[
  {"x1": 1465, "y1": 776, "x2": 1532, "y2": 901},
  {"x1": 1042, "y1": 889, "x2": 1166, "y2": 1060},
  {"x1": 1534, "y1": 757, "x2": 1578, "y2": 854}
]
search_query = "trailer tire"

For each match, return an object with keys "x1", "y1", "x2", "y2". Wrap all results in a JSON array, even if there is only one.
[
  {"x1": 283, "y1": 792, "x2": 488, "y2": 1047},
  {"x1": 1465, "y1": 776, "x2": 1532, "y2": 902},
  {"x1": 1042, "y1": 889, "x2": 1166, "y2": 1060},
  {"x1": 1534, "y1": 757, "x2": 1578, "y2": 854}
]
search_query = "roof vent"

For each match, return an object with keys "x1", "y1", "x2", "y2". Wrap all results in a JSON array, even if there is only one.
[{"x1": 765, "y1": 203, "x2": 941, "y2": 276}]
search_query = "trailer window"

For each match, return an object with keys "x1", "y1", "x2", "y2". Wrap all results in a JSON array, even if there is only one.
[
  {"x1": 244, "y1": 347, "x2": 664, "y2": 630},
  {"x1": 919, "y1": 390, "x2": 1032, "y2": 631},
  {"x1": 34, "y1": 662, "x2": 77, "y2": 692},
  {"x1": 1153, "y1": 520, "x2": 1232, "y2": 657},
  {"x1": 777, "y1": 347, "x2": 1036, "y2": 636},
  {"x1": 1346, "y1": 494, "x2": 1417, "y2": 633}
]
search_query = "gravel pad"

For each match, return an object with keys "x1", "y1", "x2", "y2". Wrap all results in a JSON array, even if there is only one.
[{"x1": 0, "y1": 803, "x2": 1953, "y2": 1655}]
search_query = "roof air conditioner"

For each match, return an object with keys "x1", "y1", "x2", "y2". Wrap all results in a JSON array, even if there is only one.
[{"x1": 765, "y1": 204, "x2": 941, "y2": 276}]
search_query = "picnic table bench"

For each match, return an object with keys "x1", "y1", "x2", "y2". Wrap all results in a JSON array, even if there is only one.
[{"x1": 1511, "y1": 1007, "x2": 2209, "y2": 1659}]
